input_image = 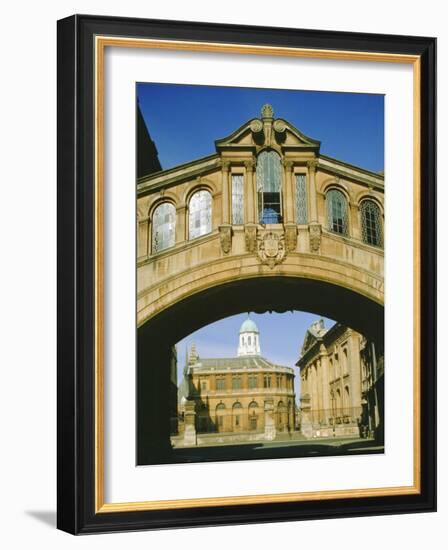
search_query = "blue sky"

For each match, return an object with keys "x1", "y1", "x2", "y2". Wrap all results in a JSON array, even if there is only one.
[
  {"x1": 138, "y1": 83, "x2": 382, "y2": 400},
  {"x1": 137, "y1": 83, "x2": 384, "y2": 172}
]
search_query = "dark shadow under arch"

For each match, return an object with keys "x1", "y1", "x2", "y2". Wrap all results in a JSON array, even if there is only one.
[{"x1": 137, "y1": 276, "x2": 383, "y2": 464}]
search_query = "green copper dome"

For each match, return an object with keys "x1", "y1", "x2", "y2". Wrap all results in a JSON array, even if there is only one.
[{"x1": 239, "y1": 318, "x2": 259, "y2": 334}]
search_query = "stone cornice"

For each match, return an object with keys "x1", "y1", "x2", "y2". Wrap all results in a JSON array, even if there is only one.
[
  {"x1": 137, "y1": 154, "x2": 220, "y2": 196},
  {"x1": 318, "y1": 155, "x2": 384, "y2": 189}
]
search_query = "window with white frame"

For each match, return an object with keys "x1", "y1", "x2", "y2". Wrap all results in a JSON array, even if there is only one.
[
  {"x1": 151, "y1": 202, "x2": 176, "y2": 253},
  {"x1": 188, "y1": 189, "x2": 212, "y2": 239}
]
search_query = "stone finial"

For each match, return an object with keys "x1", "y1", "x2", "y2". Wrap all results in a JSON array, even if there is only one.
[{"x1": 261, "y1": 103, "x2": 274, "y2": 119}]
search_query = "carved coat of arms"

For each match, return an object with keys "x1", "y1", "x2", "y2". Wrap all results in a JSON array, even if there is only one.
[{"x1": 257, "y1": 231, "x2": 286, "y2": 268}]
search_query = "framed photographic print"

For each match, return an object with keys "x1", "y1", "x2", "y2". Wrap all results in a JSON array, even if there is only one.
[{"x1": 57, "y1": 14, "x2": 436, "y2": 534}]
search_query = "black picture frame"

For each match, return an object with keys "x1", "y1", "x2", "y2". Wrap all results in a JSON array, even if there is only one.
[{"x1": 57, "y1": 14, "x2": 436, "y2": 534}]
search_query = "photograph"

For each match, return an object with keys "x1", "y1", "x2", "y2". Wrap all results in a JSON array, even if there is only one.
[{"x1": 136, "y1": 84, "x2": 385, "y2": 465}]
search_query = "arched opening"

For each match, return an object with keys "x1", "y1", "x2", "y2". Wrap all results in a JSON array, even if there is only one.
[
  {"x1": 137, "y1": 276, "x2": 383, "y2": 464},
  {"x1": 232, "y1": 402, "x2": 243, "y2": 432}
]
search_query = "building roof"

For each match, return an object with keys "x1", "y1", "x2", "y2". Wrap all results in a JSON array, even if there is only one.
[
  {"x1": 191, "y1": 355, "x2": 293, "y2": 373},
  {"x1": 239, "y1": 318, "x2": 259, "y2": 334}
]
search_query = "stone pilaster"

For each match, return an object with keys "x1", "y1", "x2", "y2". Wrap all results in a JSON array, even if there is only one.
[
  {"x1": 175, "y1": 205, "x2": 186, "y2": 244},
  {"x1": 319, "y1": 344, "x2": 331, "y2": 424},
  {"x1": 221, "y1": 160, "x2": 231, "y2": 225},
  {"x1": 244, "y1": 159, "x2": 256, "y2": 224},
  {"x1": 300, "y1": 394, "x2": 313, "y2": 439},
  {"x1": 307, "y1": 159, "x2": 319, "y2": 223},
  {"x1": 264, "y1": 400, "x2": 276, "y2": 441},
  {"x1": 283, "y1": 159, "x2": 295, "y2": 224},
  {"x1": 137, "y1": 217, "x2": 149, "y2": 259}
]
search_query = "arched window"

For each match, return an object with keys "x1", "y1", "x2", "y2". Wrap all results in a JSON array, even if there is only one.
[
  {"x1": 151, "y1": 202, "x2": 176, "y2": 253},
  {"x1": 256, "y1": 150, "x2": 282, "y2": 223},
  {"x1": 189, "y1": 189, "x2": 212, "y2": 239},
  {"x1": 248, "y1": 401, "x2": 259, "y2": 430},
  {"x1": 232, "y1": 402, "x2": 243, "y2": 430},
  {"x1": 327, "y1": 189, "x2": 348, "y2": 235},
  {"x1": 361, "y1": 199, "x2": 383, "y2": 247}
]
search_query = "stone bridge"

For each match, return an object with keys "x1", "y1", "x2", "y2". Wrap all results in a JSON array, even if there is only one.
[{"x1": 136, "y1": 104, "x2": 384, "y2": 462}]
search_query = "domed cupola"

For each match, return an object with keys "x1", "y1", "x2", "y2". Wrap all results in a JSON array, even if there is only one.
[{"x1": 237, "y1": 317, "x2": 261, "y2": 356}]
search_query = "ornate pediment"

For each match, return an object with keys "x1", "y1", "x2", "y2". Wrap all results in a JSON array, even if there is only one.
[{"x1": 215, "y1": 104, "x2": 321, "y2": 153}]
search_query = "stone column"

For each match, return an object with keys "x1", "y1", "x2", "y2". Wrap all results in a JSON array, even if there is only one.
[
  {"x1": 349, "y1": 332, "x2": 362, "y2": 411},
  {"x1": 283, "y1": 160, "x2": 295, "y2": 224},
  {"x1": 319, "y1": 344, "x2": 331, "y2": 425},
  {"x1": 221, "y1": 160, "x2": 231, "y2": 224},
  {"x1": 183, "y1": 399, "x2": 197, "y2": 446},
  {"x1": 244, "y1": 159, "x2": 256, "y2": 224},
  {"x1": 283, "y1": 160, "x2": 298, "y2": 252},
  {"x1": 219, "y1": 164, "x2": 233, "y2": 253},
  {"x1": 175, "y1": 205, "x2": 186, "y2": 244},
  {"x1": 307, "y1": 160, "x2": 322, "y2": 253},
  {"x1": 264, "y1": 400, "x2": 276, "y2": 441},
  {"x1": 307, "y1": 159, "x2": 319, "y2": 223},
  {"x1": 300, "y1": 394, "x2": 313, "y2": 438}
]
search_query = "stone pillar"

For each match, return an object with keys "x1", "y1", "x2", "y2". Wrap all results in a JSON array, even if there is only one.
[
  {"x1": 283, "y1": 160, "x2": 298, "y2": 252},
  {"x1": 283, "y1": 160, "x2": 295, "y2": 224},
  {"x1": 137, "y1": 217, "x2": 149, "y2": 258},
  {"x1": 221, "y1": 160, "x2": 231, "y2": 224},
  {"x1": 300, "y1": 394, "x2": 313, "y2": 438},
  {"x1": 307, "y1": 159, "x2": 319, "y2": 223},
  {"x1": 349, "y1": 332, "x2": 362, "y2": 410},
  {"x1": 244, "y1": 159, "x2": 256, "y2": 224},
  {"x1": 319, "y1": 344, "x2": 331, "y2": 424},
  {"x1": 307, "y1": 160, "x2": 322, "y2": 253},
  {"x1": 176, "y1": 205, "x2": 186, "y2": 244},
  {"x1": 264, "y1": 400, "x2": 276, "y2": 441},
  {"x1": 183, "y1": 399, "x2": 197, "y2": 446}
]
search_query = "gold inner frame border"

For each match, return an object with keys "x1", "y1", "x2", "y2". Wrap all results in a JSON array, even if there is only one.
[{"x1": 94, "y1": 35, "x2": 421, "y2": 513}]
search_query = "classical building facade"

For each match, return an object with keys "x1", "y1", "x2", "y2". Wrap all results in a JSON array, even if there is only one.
[
  {"x1": 297, "y1": 319, "x2": 383, "y2": 440},
  {"x1": 175, "y1": 319, "x2": 296, "y2": 446}
]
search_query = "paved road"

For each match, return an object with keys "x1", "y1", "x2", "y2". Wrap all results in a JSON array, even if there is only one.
[{"x1": 163, "y1": 437, "x2": 383, "y2": 465}]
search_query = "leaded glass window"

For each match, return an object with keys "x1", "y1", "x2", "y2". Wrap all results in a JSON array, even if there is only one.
[
  {"x1": 295, "y1": 174, "x2": 308, "y2": 224},
  {"x1": 231, "y1": 174, "x2": 244, "y2": 224},
  {"x1": 326, "y1": 189, "x2": 348, "y2": 235},
  {"x1": 256, "y1": 150, "x2": 282, "y2": 223},
  {"x1": 361, "y1": 200, "x2": 383, "y2": 247},
  {"x1": 189, "y1": 189, "x2": 212, "y2": 239},
  {"x1": 151, "y1": 202, "x2": 176, "y2": 253}
]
